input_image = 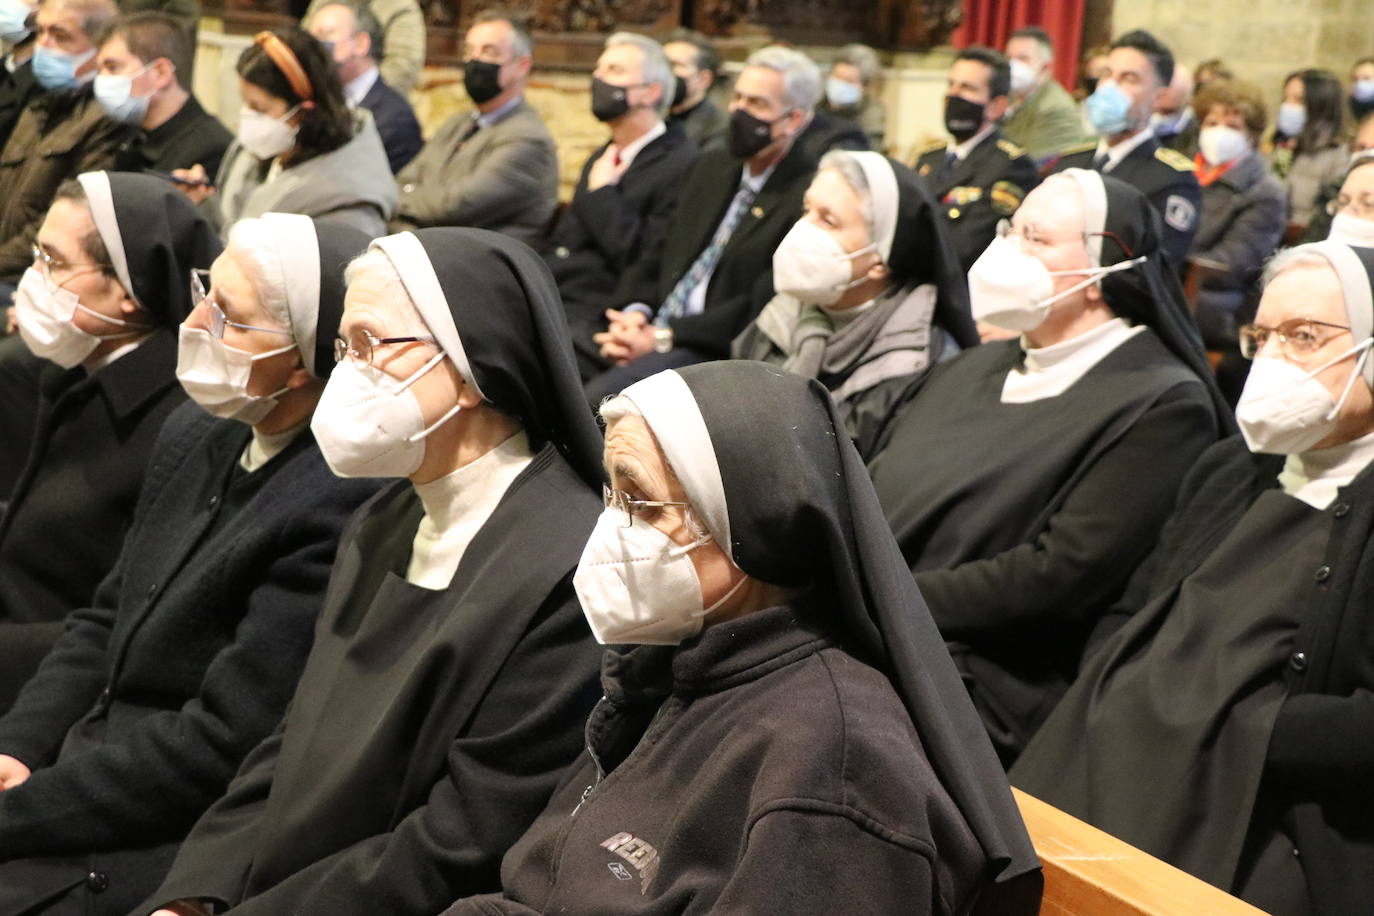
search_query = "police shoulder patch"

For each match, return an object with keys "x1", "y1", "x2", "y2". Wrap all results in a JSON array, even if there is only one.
[
  {"x1": 1155, "y1": 147, "x2": 1196, "y2": 172},
  {"x1": 996, "y1": 138, "x2": 1025, "y2": 158},
  {"x1": 989, "y1": 180, "x2": 1025, "y2": 215},
  {"x1": 911, "y1": 139, "x2": 948, "y2": 162},
  {"x1": 1164, "y1": 194, "x2": 1197, "y2": 232}
]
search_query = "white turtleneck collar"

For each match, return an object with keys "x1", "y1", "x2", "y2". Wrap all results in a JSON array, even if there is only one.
[
  {"x1": 1001, "y1": 317, "x2": 1145, "y2": 403},
  {"x1": 406, "y1": 428, "x2": 535, "y2": 590},
  {"x1": 1279, "y1": 428, "x2": 1374, "y2": 509},
  {"x1": 239, "y1": 420, "x2": 309, "y2": 473}
]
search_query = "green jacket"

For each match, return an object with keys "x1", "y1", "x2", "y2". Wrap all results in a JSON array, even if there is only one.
[{"x1": 1003, "y1": 77, "x2": 1087, "y2": 163}]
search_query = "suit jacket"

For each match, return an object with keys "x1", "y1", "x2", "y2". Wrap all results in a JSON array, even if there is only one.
[
  {"x1": 111, "y1": 94, "x2": 232, "y2": 180},
  {"x1": 0, "y1": 58, "x2": 37, "y2": 152},
  {"x1": 545, "y1": 122, "x2": 698, "y2": 323},
  {"x1": 393, "y1": 99, "x2": 559, "y2": 247},
  {"x1": 1003, "y1": 78, "x2": 1088, "y2": 163},
  {"x1": 611, "y1": 142, "x2": 818, "y2": 357},
  {"x1": 0, "y1": 402, "x2": 381, "y2": 916},
  {"x1": 795, "y1": 109, "x2": 869, "y2": 164},
  {"x1": 668, "y1": 95, "x2": 727, "y2": 153},
  {"x1": 359, "y1": 73, "x2": 422, "y2": 173}
]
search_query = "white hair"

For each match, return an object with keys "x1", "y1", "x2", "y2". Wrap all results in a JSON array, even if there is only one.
[
  {"x1": 745, "y1": 45, "x2": 822, "y2": 114},
  {"x1": 834, "y1": 43, "x2": 880, "y2": 84},
  {"x1": 225, "y1": 218, "x2": 290, "y2": 332},
  {"x1": 818, "y1": 150, "x2": 875, "y2": 240},
  {"x1": 342, "y1": 247, "x2": 431, "y2": 338},
  {"x1": 606, "y1": 31, "x2": 673, "y2": 118},
  {"x1": 1263, "y1": 246, "x2": 1335, "y2": 287}
]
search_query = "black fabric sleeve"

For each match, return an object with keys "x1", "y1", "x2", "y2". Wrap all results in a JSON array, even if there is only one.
[
  {"x1": 568, "y1": 156, "x2": 693, "y2": 271},
  {"x1": 668, "y1": 272, "x2": 774, "y2": 358},
  {"x1": 1265, "y1": 692, "x2": 1374, "y2": 791}
]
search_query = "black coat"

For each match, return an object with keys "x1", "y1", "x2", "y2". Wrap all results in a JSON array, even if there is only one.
[
  {"x1": 611, "y1": 143, "x2": 818, "y2": 357},
  {"x1": 0, "y1": 329, "x2": 185, "y2": 712},
  {"x1": 667, "y1": 96, "x2": 727, "y2": 153},
  {"x1": 147, "y1": 444, "x2": 603, "y2": 913},
  {"x1": 794, "y1": 109, "x2": 870, "y2": 162},
  {"x1": 359, "y1": 74, "x2": 423, "y2": 173},
  {"x1": 0, "y1": 402, "x2": 380, "y2": 916},
  {"x1": 0, "y1": 57, "x2": 37, "y2": 152},
  {"x1": 111, "y1": 94, "x2": 232, "y2": 183}
]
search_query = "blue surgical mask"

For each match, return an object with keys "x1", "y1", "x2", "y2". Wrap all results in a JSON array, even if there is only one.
[
  {"x1": 1276, "y1": 102, "x2": 1306, "y2": 137},
  {"x1": 32, "y1": 44, "x2": 96, "y2": 91},
  {"x1": 0, "y1": 0, "x2": 31, "y2": 42},
  {"x1": 825, "y1": 76, "x2": 862, "y2": 109},
  {"x1": 93, "y1": 65, "x2": 152, "y2": 124},
  {"x1": 1085, "y1": 79, "x2": 1133, "y2": 136}
]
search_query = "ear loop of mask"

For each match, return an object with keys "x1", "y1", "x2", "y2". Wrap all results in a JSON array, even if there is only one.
[
  {"x1": 1304, "y1": 337, "x2": 1374, "y2": 421},
  {"x1": 656, "y1": 506, "x2": 751, "y2": 616},
  {"x1": 44, "y1": 268, "x2": 152, "y2": 339},
  {"x1": 245, "y1": 339, "x2": 304, "y2": 403},
  {"x1": 1035, "y1": 254, "x2": 1148, "y2": 312},
  {"x1": 376, "y1": 348, "x2": 465, "y2": 445}
]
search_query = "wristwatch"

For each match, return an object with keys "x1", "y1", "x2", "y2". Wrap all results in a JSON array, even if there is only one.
[{"x1": 653, "y1": 327, "x2": 674, "y2": 353}]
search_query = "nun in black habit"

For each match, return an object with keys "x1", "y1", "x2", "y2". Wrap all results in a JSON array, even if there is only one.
[
  {"x1": 442, "y1": 361, "x2": 1042, "y2": 916},
  {"x1": 0, "y1": 171, "x2": 220, "y2": 712},
  {"x1": 867, "y1": 168, "x2": 1232, "y2": 764},
  {"x1": 144, "y1": 228, "x2": 606, "y2": 915},
  {"x1": 732, "y1": 150, "x2": 978, "y2": 458},
  {"x1": 1013, "y1": 242, "x2": 1374, "y2": 916}
]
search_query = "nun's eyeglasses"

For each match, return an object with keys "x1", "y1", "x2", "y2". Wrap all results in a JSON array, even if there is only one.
[
  {"x1": 602, "y1": 485, "x2": 692, "y2": 529},
  {"x1": 995, "y1": 220, "x2": 1136, "y2": 257},
  {"x1": 1239, "y1": 318, "x2": 1351, "y2": 360},
  {"x1": 333, "y1": 329, "x2": 439, "y2": 367},
  {"x1": 190, "y1": 269, "x2": 293, "y2": 340},
  {"x1": 32, "y1": 244, "x2": 112, "y2": 281}
]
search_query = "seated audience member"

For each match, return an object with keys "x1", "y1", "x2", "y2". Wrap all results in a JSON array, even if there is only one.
[
  {"x1": 818, "y1": 42, "x2": 886, "y2": 150},
  {"x1": 0, "y1": 213, "x2": 379, "y2": 915},
  {"x1": 0, "y1": 172, "x2": 218, "y2": 711},
  {"x1": 440, "y1": 360, "x2": 1044, "y2": 916},
  {"x1": 174, "y1": 27, "x2": 395, "y2": 237},
  {"x1": 303, "y1": 0, "x2": 423, "y2": 96},
  {"x1": 1302, "y1": 113, "x2": 1374, "y2": 244},
  {"x1": 1053, "y1": 30, "x2": 1201, "y2": 268},
  {"x1": 391, "y1": 10, "x2": 556, "y2": 245},
  {"x1": 1077, "y1": 43, "x2": 1109, "y2": 100},
  {"x1": 1151, "y1": 62, "x2": 1198, "y2": 157},
  {"x1": 866, "y1": 170, "x2": 1230, "y2": 763},
  {"x1": 1188, "y1": 78, "x2": 1287, "y2": 403},
  {"x1": 1014, "y1": 241, "x2": 1374, "y2": 916},
  {"x1": 584, "y1": 45, "x2": 820, "y2": 399},
  {"x1": 733, "y1": 150, "x2": 978, "y2": 458},
  {"x1": 1002, "y1": 25, "x2": 1087, "y2": 164},
  {"x1": 1326, "y1": 153, "x2": 1374, "y2": 248},
  {"x1": 664, "y1": 27, "x2": 726, "y2": 152},
  {"x1": 0, "y1": 0, "x2": 127, "y2": 287},
  {"x1": 1270, "y1": 69, "x2": 1348, "y2": 232},
  {"x1": 913, "y1": 45, "x2": 1039, "y2": 273},
  {"x1": 307, "y1": 0, "x2": 421, "y2": 173},
  {"x1": 550, "y1": 31, "x2": 697, "y2": 379},
  {"x1": 1348, "y1": 56, "x2": 1374, "y2": 124},
  {"x1": 1193, "y1": 57, "x2": 1232, "y2": 91},
  {"x1": 144, "y1": 228, "x2": 603, "y2": 915},
  {"x1": 99, "y1": 13, "x2": 232, "y2": 178},
  {"x1": 0, "y1": 4, "x2": 39, "y2": 149}
]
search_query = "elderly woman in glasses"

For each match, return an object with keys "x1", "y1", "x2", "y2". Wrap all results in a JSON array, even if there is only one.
[{"x1": 1014, "y1": 241, "x2": 1374, "y2": 916}]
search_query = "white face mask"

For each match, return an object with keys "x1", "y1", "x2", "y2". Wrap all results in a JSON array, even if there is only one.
[
  {"x1": 825, "y1": 76, "x2": 862, "y2": 109},
  {"x1": 968, "y1": 233, "x2": 1145, "y2": 332},
  {"x1": 1328, "y1": 211, "x2": 1374, "y2": 248},
  {"x1": 310, "y1": 352, "x2": 463, "y2": 479},
  {"x1": 93, "y1": 66, "x2": 152, "y2": 125},
  {"x1": 772, "y1": 219, "x2": 878, "y2": 306},
  {"x1": 573, "y1": 507, "x2": 747, "y2": 646},
  {"x1": 14, "y1": 266, "x2": 143, "y2": 368},
  {"x1": 237, "y1": 104, "x2": 299, "y2": 160},
  {"x1": 1276, "y1": 102, "x2": 1306, "y2": 137},
  {"x1": 1236, "y1": 343, "x2": 1372, "y2": 454},
  {"x1": 176, "y1": 325, "x2": 297, "y2": 425},
  {"x1": 1198, "y1": 124, "x2": 1249, "y2": 167},
  {"x1": 1009, "y1": 58, "x2": 1037, "y2": 96}
]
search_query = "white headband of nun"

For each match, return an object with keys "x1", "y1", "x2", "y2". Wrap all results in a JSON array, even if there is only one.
[
  {"x1": 844, "y1": 151, "x2": 899, "y2": 264},
  {"x1": 76, "y1": 172, "x2": 136, "y2": 304},
  {"x1": 1294, "y1": 241, "x2": 1374, "y2": 385},
  {"x1": 1044, "y1": 168, "x2": 1108, "y2": 267},
  {"x1": 619, "y1": 370, "x2": 733, "y2": 562},
  {"x1": 254, "y1": 213, "x2": 321, "y2": 375},
  {"x1": 371, "y1": 231, "x2": 487, "y2": 401}
]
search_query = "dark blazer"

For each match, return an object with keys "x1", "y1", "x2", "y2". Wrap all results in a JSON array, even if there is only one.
[
  {"x1": 0, "y1": 329, "x2": 185, "y2": 713},
  {"x1": 359, "y1": 72, "x2": 422, "y2": 173},
  {"x1": 0, "y1": 402, "x2": 380, "y2": 916},
  {"x1": 795, "y1": 109, "x2": 869, "y2": 163},
  {"x1": 611, "y1": 142, "x2": 818, "y2": 357},
  {"x1": 0, "y1": 58, "x2": 37, "y2": 152},
  {"x1": 668, "y1": 95, "x2": 727, "y2": 153},
  {"x1": 111, "y1": 94, "x2": 233, "y2": 180}
]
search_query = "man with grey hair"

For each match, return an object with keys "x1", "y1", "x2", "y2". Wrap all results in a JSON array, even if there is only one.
[
  {"x1": 818, "y1": 42, "x2": 886, "y2": 150},
  {"x1": 583, "y1": 45, "x2": 820, "y2": 397},
  {"x1": 548, "y1": 31, "x2": 698, "y2": 378}
]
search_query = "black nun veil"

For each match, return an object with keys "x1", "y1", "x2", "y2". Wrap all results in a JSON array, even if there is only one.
[{"x1": 620, "y1": 361, "x2": 1043, "y2": 913}]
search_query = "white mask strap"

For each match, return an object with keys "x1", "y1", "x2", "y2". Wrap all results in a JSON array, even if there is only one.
[
  {"x1": 702, "y1": 571, "x2": 749, "y2": 616},
  {"x1": 72, "y1": 300, "x2": 150, "y2": 331},
  {"x1": 249, "y1": 340, "x2": 299, "y2": 362},
  {"x1": 1322, "y1": 340, "x2": 1373, "y2": 421},
  {"x1": 1036, "y1": 255, "x2": 1148, "y2": 311},
  {"x1": 406, "y1": 400, "x2": 462, "y2": 443}
]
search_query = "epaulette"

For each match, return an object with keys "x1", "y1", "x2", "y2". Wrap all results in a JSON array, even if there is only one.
[
  {"x1": 1155, "y1": 146, "x2": 1197, "y2": 172},
  {"x1": 996, "y1": 138, "x2": 1025, "y2": 158},
  {"x1": 1059, "y1": 140, "x2": 1098, "y2": 157},
  {"x1": 912, "y1": 138, "x2": 948, "y2": 160}
]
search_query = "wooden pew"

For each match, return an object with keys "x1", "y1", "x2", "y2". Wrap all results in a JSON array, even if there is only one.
[{"x1": 1013, "y1": 788, "x2": 1271, "y2": 916}]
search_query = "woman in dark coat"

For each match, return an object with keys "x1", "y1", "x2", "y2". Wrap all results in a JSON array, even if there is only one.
[
  {"x1": 1013, "y1": 241, "x2": 1374, "y2": 916},
  {"x1": 442, "y1": 360, "x2": 1042, "y2": 916},
  {"x1": 0, "y1": 171, "x2": 220, "y2": 711},
  {"x1": 867, "y1": 169, "x2": 1231, "y2": 764},
  {"x1": 0, "y1": 214, "x2": 380, "y2": 916},
  {"x1": 143, "y1": 228, "x2": 605, "y2": 915}
]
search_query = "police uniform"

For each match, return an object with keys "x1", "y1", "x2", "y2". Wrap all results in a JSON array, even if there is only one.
[
  {"x1": 1048, "y1": 134, "x2": 1201, "y2": 267},
  {"x1": 914, "y1": 130, "x2": 1040, "y2": 272}
]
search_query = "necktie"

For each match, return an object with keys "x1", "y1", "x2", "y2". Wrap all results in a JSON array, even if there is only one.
[
  {"x1": 657, "y1": 183, "x2": 758, "y2": 325},
  {"x1": 458, "y1": 117, "x2": 481, "y2": 144},
  {"x1": 939, "y1": 151, "x2": 958, "y2": 179}
]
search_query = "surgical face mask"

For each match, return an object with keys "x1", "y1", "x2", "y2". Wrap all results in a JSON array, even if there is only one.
[
  {"x1": 1236, "y1": 343, "x2": 1372, "y2": 454},
  {"x1": 236, "y1": 104, "x2": 299, "y2": 160},
  {"x1": 1354, "y1": 79, "x2": 1374, "y2": 104},
  {"x1": 825, "y1": 76, "x2": 862, "y2": 109},
  {"x1": 573, "y1": 507, "x2": 747, "y2": 646},
  {"x1": 1009, "y1": 58, "x2": 1037, "y2": 96},
  {"x1": 32, "y1": 44, "x2": 95, "y2": 91},
  {"x1": 93, "y1": 65, "x2": 152, "y2": 125},
  {"x1": 176, "y1": 325, "x2": 297, "y2": 425},
  {"x1": 1276, "y1": 102, "x2": 1306, "y2": 137},
  {"x1": 772, "y1": 218, "x2": 878, "y2": 305},
  {"x1": 1198, "y1": 124, "x2": 1249, "y2": 166},
  {"x1": 968, "y1": 232, "x2": 1145, "y2": 332},
  {"x1": 1085, "y1": 79, "x2": 1133, "y2": 136},
  {"x1": 0, "y1": 0, "x2": 31, "y2": 42},
  {"x1": 1328, "y1": 211, "x2": 1374, "y2": 248},
  {"x1": 13, "y1": 266, "x2": 142, "y2": 368},
  {"x1": 309, "y1": 352, "x2": 462, "y2": 479}
]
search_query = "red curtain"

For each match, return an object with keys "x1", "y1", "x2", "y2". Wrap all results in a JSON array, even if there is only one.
[{"x1": 952, "y1": 0, "x2": 1088, "y2": 93}]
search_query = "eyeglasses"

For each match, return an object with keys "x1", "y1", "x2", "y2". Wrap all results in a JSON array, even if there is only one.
[
  {"x1": 32, "y1": 244, "x2": 112, "y2": 281},
  {"x1": 190, "y1": 269, "x2": 293, "y2": 340},
  {"x1": 995, "y1": 220, "x2": 1137, "y2": 258},
  {"x1": 1327, "y1": 192, "x2": 1374, "y2": 218},
  {"x1": 1238, "y1": 318, "x2": 1351, "y2": 360},
  {"x1": 332, "y1": 328, "x2": 438, "y2": 367},
  {"x1": 602, "y1": 484, "x2": 693, "y2": 529}
]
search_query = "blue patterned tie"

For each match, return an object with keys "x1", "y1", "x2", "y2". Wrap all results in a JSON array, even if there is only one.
[{"x1": 656, "y1": 183, "x2": 757, "y2": 326}]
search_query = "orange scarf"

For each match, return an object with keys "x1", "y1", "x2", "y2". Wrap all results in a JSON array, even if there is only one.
[{"x1": 1193, "y1": 153, "x2": 1236, "y2": 188}]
